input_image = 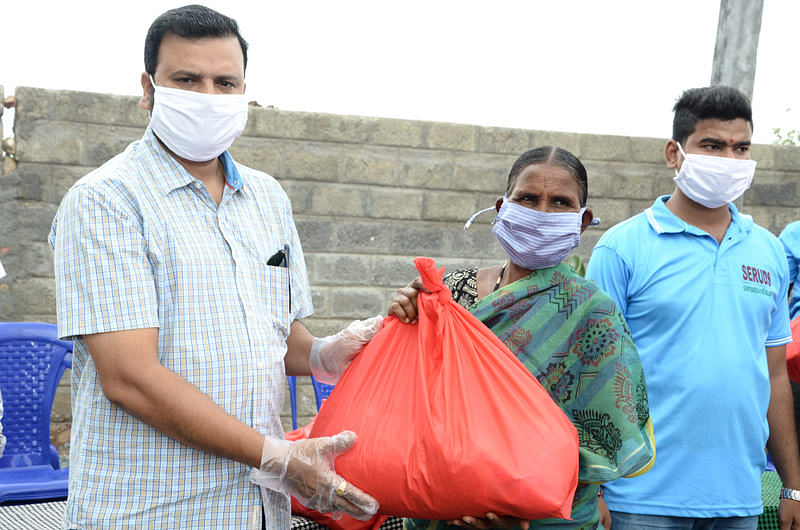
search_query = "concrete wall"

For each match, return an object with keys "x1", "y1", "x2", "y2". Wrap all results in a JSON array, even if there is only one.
[{"x1": 1, "y1": 86, "x2": 798, "y2": 440}]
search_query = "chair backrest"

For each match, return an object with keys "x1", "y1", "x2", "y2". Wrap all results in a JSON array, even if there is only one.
[
  {"x1": 287, "y1": 376, "x2": 298, "y2": 430},
  {"x1": 311, "y1": 376, "x2": 335, "y2": 411},
  {"x1": 0, "y1": 322, "x2": 72, "y2": 468}
]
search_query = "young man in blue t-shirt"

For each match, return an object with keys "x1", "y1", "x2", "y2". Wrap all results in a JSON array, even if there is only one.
[{"x1": 587, "y1": 86, "x2": 800, "y2": 530}]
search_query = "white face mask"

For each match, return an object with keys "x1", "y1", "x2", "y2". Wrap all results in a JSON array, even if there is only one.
[
  {"x1": 673, "y1": 142, "x2": 756, "y2": 208},
  {"x1": 148, "y1": 78, "x2": 249, "y2": 162}
]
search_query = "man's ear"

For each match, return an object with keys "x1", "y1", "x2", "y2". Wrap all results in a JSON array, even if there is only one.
[
  {"x1": 665, "y1": 139, "x2": 682, "y2": 170},
  {"x1": 139, "y1": 72, "x2": 153, "y2": 111},
  {"x1": 580, "y1": 207, "x2": 594, "y2": 234},
  {"x1": 495, "y1": 196, "x2": 504, "y2": 212}
]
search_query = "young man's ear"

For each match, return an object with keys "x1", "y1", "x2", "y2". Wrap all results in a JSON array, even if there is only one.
[
  {"x1": 665, "y1": 139, "x2": 682, "y2": 170},
  {"x1": 139, "y1": 72, "x2": 153, "y2": 111},
  {"x1": 495, "y1": 196, "x2": 504, "y2": 212}
]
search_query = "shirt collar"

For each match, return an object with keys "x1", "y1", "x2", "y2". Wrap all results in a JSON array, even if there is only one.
[
  {"x1": 143, "y1": 128, "x2": 244, "y2": 194},
  {"x1": 645, "y1": 195, "x2": 754, "y2": 236}
]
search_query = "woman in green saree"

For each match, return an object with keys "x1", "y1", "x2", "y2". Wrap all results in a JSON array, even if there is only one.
[{"x1": 390, "y1": 146, "x2": 655, "y2": 530}]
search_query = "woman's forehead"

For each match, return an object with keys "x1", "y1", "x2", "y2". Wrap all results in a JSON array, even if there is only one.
[{"x1": 512, "y1": 163, "x2": 582, "y2": 195}]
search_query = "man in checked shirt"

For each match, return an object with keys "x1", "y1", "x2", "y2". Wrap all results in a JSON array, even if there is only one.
[{"x1": 49, "y1": 5, "x2": 380, "y2": 528}]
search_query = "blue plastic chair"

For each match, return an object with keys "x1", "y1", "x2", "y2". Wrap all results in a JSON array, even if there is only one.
[
  {"x1": 310, "y1": 376, "x2": 335, "y2": 410},
  {"x1": 287, "y1": 375, "x2": 336, "y2": 430},
  {"x1": 0, "y1": 322, "x2": 72, "y2": 503},
  {"x1": 287, "y1": 376, "x2": 298, "y2": 430}
]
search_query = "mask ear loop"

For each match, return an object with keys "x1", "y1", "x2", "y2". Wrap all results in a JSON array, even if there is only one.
[
  {"x1": 578, "y1": 206, "x2": 601, "y2": 227},
  {"x1": 463, "y1": 206, "x2": 497, "y2": 230},
  {"x1": 674, "y1": 141, "x2": 688, "y2": 178}
]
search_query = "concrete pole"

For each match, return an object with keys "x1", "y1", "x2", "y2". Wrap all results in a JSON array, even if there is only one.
[{"x1": 710, "y1": 0, "x2": 763, "y2": 100}]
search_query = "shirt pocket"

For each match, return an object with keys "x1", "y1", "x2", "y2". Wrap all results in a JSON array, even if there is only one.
[{"x1": 239, "y1": 246, "x2": 292, "y2": 341}]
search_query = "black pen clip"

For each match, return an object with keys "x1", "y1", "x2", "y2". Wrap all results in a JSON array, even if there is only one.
[{"x1": 267, "y1": 248, "x2": 288, "y2": 268}]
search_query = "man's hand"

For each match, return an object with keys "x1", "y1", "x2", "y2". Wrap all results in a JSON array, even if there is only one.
[
  {"x1": 446, "y1": 513, "x2": 530, "y2": 530},
  {"x1": 251, "y1": 431, "x2": 379, "y2": 520},
  {"x1": 778, "y1": 498, "x2": 800, "y2": 530},
  {"x1": 388, "y1": 277, "x2": 424, "y2": 323},
  {"x1": 309, "y1": 315, "x2": 383, "y2": 384}
]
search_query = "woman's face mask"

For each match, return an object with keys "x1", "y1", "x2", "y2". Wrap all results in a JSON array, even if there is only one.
[
  {"x1": 491, "y1": 200, "x2": 588, "y2": 270},
  {"x1": 464, "y1": 162, "x2": 598, "y2": 271}
]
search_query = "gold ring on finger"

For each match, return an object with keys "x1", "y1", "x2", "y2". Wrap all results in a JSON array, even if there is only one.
[{"x1": 335, "y1": 480, "x2": 347, "y2": 496}]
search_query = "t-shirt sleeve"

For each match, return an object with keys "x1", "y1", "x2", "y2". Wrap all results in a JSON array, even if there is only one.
[
  {"x1": 586, "y1": 245, "x2": 631, "y2": 317},
  {"x1": 50, "y1": 185, "x2": 159, "y2": 339},
  {"x1": 779, "y1": 222, "x2": 800, "y2": 287},
  {"x1": 766, "y1": 246, "x2": 792, "y2": 347}
]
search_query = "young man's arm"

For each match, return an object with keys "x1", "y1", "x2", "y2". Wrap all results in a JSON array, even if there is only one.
[
  {"x1": 84, "y1": 327, "x2": 264, "y2": 467},
  {"x1": 765, "y1": 344, "x2": 800, "y2": 527}
]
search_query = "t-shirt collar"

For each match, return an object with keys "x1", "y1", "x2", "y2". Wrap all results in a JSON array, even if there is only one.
[{"x1": 645, "y1": 195, "x2": 754, "y2": 236}]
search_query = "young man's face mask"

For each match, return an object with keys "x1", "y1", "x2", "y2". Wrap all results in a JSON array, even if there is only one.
[
  {"x1": 148, "y1": 78, "x2": 249, "y2": 162},
  {"x1": 673, "y1": 142, "x2": 757, "y2": 208}
]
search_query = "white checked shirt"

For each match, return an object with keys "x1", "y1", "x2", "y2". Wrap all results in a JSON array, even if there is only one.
[{"x1": 49, "y1": 128, "x2": 313, "y2": 529}]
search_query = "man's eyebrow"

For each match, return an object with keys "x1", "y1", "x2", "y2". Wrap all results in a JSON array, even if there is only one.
[
  {"x1": 216, "y1": 74, "x2": 243, "y2": 82},
  {"x1": 169, "y1": 69, "x2": 201, "y2": 78},
  {"x1": 697, "y1": 137, "x2": 727, "y2": 145},
  {"x1": 697, "y1": 136, "x2": 751, "y2": 147}
]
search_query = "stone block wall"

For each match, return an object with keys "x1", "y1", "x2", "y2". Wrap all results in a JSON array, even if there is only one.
[{"x1": 1, "y1": 86, "x2": 798, "y2": 439}]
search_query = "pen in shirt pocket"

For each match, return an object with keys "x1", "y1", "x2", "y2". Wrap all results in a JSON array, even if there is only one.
[{"x1": 266, "y1": 244, "x2": 291, "y2": 313}]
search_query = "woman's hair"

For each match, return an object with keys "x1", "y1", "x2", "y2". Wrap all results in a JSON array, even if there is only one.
[{"x1": 505, "y1": 146, "x2": 588, "y2": 206}]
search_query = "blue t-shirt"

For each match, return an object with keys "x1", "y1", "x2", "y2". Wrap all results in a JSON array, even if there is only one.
[
  {"x1": 586, "y1": 196, "x2": 791, "y2": 518},
  {"x1": 779, "y1": 220, "x2": 800, "y2": 321}
]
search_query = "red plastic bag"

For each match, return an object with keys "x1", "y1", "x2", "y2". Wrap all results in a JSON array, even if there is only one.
[
  {"x1": 285, "y1": 416, "x2": 390, "y2": 530},
  {"x1": 310, "y1": 257, "x2": 579, "y2": 521},
  {"x1": 787, "y1": 315, "x2": 800, "y2": 383}
]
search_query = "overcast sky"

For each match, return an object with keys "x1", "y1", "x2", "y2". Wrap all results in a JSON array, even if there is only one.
[{"x1": 2, "y1": 1, "x2": 798, "y2": 145}]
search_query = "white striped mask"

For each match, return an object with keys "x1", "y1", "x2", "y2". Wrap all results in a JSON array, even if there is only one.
[{"x1": 490, "y1": 199, "x2": 586, "y2": 271}]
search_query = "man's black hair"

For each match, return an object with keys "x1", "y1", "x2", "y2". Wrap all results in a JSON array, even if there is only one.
[
  {"x1": 144, "y1": 4, "x2": 249, "y2": 76},
  {"x1": 506, "y1": 146, "x2": 588, "y2": 207},
  {"x1": 672, "y1": 86, "x2": 753, "y2": 146}
]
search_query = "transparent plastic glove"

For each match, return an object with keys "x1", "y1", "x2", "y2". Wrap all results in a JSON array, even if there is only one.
[
  {"x1": 250, "y1": 431, "x2": 379, "y2": 520},
  {"x1": 309, "y1": 315, "x2": 383, "y2": 384}
]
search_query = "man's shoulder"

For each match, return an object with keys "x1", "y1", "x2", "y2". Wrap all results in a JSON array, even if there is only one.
[
  {"x1": 595, "y1": 210, "x2": 650, "y2": 248},
  {"x1": 231, "y1": 161, "x2": 288, "y2": 197},
  {"x1": 779, "y1": 219, "x2": 800, "y2": 242},
  {"x1": 59, "y1": 138, "x2": 154, "y2": 217},
  {"x1": 68, "y1": 150, "x2": 143, "y2": 198},
  {"x1": 745, "y1": 220, "x2": 790, "y2": 261}
]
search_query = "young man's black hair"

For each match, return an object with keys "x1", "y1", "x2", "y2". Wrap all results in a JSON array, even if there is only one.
[{"x1": 672, "y1": 85, "x2": 753, "y2": 146}]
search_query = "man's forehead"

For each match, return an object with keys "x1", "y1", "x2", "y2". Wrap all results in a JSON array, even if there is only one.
[
  {"x1": 156, "y1": 34, "x2": 244, "y2": 73},
  {"x1": 689, "y1": 117, "x2": 752, "y2": 142}
]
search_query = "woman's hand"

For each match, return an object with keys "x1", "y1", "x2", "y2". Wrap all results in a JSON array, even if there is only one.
[
  {"x1": 598, "y1": 492, "x2": 611, "y2": 529},
  {"x1": 388, "y1": 277, "x2": 424, "y2": 323},
  {"x1": 446, "y1": 513, "x2": 530, "y2": 530}
]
